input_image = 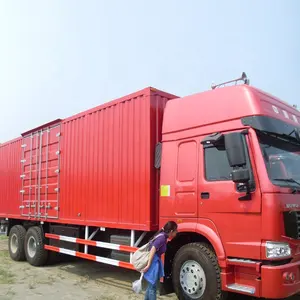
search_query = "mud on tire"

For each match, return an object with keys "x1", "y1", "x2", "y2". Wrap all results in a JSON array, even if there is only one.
[
  {"x1": 173, "y1": 242, "x2": 227, "y2": 300},
  {"x1": 25, "y1": 226, "x2": 48, "y2": 266},
  {"x1": 8, "y1": 225, "x2": 26, "y2": 261}
]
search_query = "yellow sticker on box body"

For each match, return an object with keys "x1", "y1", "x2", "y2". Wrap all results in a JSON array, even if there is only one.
[{"x1": 160, "y1": 185, "x2": 170, "y2": 197}]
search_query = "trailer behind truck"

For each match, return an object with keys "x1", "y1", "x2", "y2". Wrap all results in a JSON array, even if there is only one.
[{"x1": 1, "y1": 73, "x2": 300, "y2": 299}]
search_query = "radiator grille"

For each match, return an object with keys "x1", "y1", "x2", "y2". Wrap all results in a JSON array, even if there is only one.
[{"x1": 283, "y1": 211, "x2": 300, "y2": 239}]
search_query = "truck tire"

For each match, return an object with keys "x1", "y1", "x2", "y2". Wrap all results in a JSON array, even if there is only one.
[
  {"x1": 24, "y1": 226, "x2": 48, "y2": 266},
  {"x1": 8, "y1": 225, "x2": 26, "y2": 261},
  {"x1": 173, "y1": 243, "x2": 226, "y2": 300}
]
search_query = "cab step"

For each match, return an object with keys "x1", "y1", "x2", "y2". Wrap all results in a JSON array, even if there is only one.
[{"x1": 227, "y1": 283, "x2": 256, "y2": 295}]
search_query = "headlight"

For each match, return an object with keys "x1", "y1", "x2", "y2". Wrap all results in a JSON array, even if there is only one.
[{"x1": 266, "y1": 241, "x2": 291, "y2": 258}]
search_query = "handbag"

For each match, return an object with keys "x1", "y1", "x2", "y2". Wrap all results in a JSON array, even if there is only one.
[{"x1": 131, "y1": 233, "x2": 163, "y2": 272}]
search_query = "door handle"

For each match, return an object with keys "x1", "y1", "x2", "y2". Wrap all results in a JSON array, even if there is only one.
[{"x1": 201, "y1": 192, "x2": 210, "y2": 199}]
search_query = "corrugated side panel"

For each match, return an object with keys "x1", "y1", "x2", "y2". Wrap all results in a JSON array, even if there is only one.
[
  {"x1": 59, "y1": 88, "x2": 177, "y2": 231},
  {"x1": 0, "y1": 139, "x2": 22, "y2": 217},
  {"x1": 59, "y1": 116, "x2": 87, "y2": 223},
  {"x1": 87, "y1": 93, "x2": 150, "y2": 229}
]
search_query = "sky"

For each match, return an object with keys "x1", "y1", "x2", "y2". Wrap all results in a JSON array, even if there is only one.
[{"x1": 0, "y1": 0, "x2": 299, "y2": 142}]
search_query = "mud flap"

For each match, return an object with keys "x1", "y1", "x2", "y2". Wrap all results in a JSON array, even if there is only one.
[{"x1": 159, "y1": 276, "x2": 174, "y2": 296}]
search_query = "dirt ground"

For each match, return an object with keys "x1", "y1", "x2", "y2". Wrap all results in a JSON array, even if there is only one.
[{"x1": 0, "y1": 235, "x2": 299, "y2": 300}]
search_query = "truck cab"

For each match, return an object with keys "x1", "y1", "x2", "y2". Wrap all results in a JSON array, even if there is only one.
[{"x1": 160, "y1": 82, "x2": 300, "y2": 299}]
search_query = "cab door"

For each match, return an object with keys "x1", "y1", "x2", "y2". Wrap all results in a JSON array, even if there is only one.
[{"x1": 197, "y1": 132, "x2": 262, "y2": 258}]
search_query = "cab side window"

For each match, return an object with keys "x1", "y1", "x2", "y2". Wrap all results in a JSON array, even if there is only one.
[
  {"x1": 204, "y1": 142, "x2": 232, "y2": 181},
  {"x1": 204, "y1": 135, "x2": 255, "y2": 189}
]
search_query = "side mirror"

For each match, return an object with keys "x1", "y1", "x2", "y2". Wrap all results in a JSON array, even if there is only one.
[
  {"x1": 225, "y1": 132, "x2": 250, "y2": 186},
  {"x1": 224, "y1": 132, "x2": 247, "y2": 167},
  {"x1": 231, "y1": 168, "x2": 250, "y2": 183}
]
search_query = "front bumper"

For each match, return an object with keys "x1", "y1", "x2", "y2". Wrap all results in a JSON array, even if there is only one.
[{"x1": 261, "y1": 260, "x2": 300, "y2": 298}]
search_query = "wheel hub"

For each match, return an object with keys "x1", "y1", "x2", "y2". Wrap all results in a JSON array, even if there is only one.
[
  {"x1": 27, "y1": 236, "x2": 37, "y2": 258},
  {"x1": 180, "y1": 260, "x2": 206, "y2": 299},
  {"x1": 10, "y1": 233, "x2": 18, "y2": 254}
]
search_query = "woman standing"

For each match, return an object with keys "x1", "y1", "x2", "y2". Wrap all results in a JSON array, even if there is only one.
[{"x1": 142, "y1": 221, "x2": 178, "y2": 300}]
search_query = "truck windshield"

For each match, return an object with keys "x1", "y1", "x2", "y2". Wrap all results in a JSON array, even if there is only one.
[{"x1": 257, "y1": 131, "x2": 300, "y2": 188}]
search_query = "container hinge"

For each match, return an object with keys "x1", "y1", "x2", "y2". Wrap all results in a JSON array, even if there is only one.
[
  {"x1": 55, "y1": 169, "x2": 60, "y2": 174},
  {"x1": 19, "y1": 205, "x2": 25, "y2": 209},
  {"x1": 54, "y1": 206, "x2": 59, "y2": 211},
  {"x1": 21, "y1": 144, "x2": 27, "y2": 148},
  {"x1": 20, "y1": 174, "x2": 26, "y2": 179},
  {"x1": 56, "y1": 151, "x2": 60, "y2": 155},
  {"x1": 56, "y1": 132, "x2": 61, "y2": 137},
  {"x1": 20, "y1": 159, "x2": 26, "y2": 163},
  {"x1": 54, "y1": 188, "x2": 59, "y2": 192},
  {"x1": 20, "y1": 190, "x2": 25, "y2": 194}
]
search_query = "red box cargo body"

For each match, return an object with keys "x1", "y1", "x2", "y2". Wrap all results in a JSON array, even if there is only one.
[
  {"x1": 0, "y1": 138, "x2": 22, "y2": 215},
  {"x1": 0, "y1": 87, "x2": 177, "y2": 231}
]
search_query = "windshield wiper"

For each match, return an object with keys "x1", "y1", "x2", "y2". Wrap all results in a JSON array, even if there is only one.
[{"x1": 272, "y1": 178, "x2": 300, "y2": 187}]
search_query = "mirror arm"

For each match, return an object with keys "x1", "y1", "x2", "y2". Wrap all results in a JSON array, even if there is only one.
[{"x1": 238, "y1": 183, "x2": 252, "y2": 201}]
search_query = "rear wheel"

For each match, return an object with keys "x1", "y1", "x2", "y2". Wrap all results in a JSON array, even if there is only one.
[
  {"x1": 25, "y1": 226, "x2": 48, "y2": 266},
  {"x1": 8, "y1": 225, "x2": 26, "y2": 261},
  {"x1": 173, "y1": 243, "x2": 227, "y2": 300}
]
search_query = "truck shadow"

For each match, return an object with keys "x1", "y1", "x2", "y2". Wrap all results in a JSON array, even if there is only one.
[
  {"x1": 48, "y1": 258, "x2": 176, "y2": 298},
  {"x1": 47, "y1": 257, "x2": 300, "y2": 300}
]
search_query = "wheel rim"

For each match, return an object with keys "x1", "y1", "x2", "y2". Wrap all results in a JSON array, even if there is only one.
[
  {"x1": 180, "y1": 260, "x2": 206, "y2": 299},
  {"x1": 10, "y1": 233, "x2": 18, "y2": 254},
  {"x1": 27, "y1": 236, "x2": 37, "y2": 258}
]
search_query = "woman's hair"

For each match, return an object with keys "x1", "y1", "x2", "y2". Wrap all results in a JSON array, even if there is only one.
[
  {"x1": 160, "y1": 221, "x2": 178, "y2": 234},
  {"x1": 149, "y1": 221, "x2": 178, "y2": 244}
]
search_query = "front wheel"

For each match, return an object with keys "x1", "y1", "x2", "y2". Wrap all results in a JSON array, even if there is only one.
[{"x1": 173, "y1": 243, "x2": 226, "y2": 300}]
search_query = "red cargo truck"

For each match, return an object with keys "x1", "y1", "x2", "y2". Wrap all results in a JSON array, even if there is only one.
[{"x1": 1, "y1": 73, "x2": 300, "y2": 299}]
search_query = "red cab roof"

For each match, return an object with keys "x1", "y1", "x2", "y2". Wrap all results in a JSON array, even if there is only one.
[{"x1": 163, "y1": 85, "x2": 300, "y2": 135}]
